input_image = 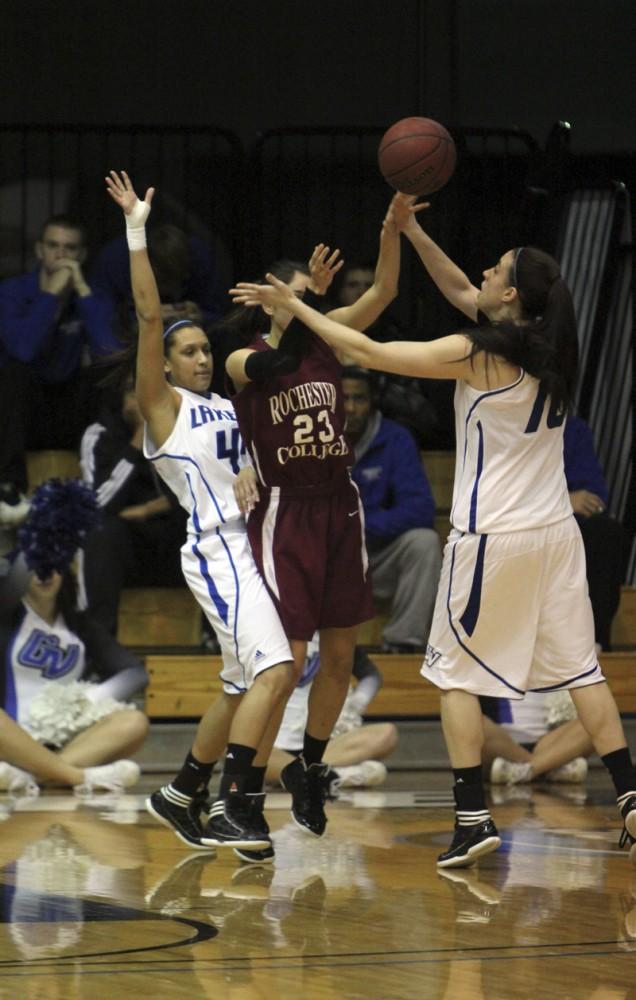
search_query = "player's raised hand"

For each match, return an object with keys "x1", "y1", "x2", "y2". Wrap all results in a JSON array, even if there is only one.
[
  {"x1": 308, "y1": 243, "x2": 344, "y2": 296},
  {"x1": 229, "y1": 275, "x2": 293, "y2": 311},
  {"x1": 105, "y1": 170, "x2": 154, "y2": 227},
  {"x1": 386, "y1": 192, "x2": 430, "y2": 234}
]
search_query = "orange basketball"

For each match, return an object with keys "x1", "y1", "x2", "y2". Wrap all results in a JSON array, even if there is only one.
[{"x1": 378, "y1": 117, "x2": 456, "y2": 196}]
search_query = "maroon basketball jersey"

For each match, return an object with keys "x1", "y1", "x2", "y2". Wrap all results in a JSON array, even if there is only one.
[{"x1": 232, "y1": 330, "x2": 351, "y2": 489}]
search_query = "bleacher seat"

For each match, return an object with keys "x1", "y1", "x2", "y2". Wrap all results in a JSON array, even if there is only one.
[
  {"x1": 117, "y1": 587, "x2": 202, "y2": 647},
  {"x1": 143, "y1": 646, "x2": 636, "y2": 719},
  {"x1": 26, "y1": 450, "x2": 80, "y2": 491}
]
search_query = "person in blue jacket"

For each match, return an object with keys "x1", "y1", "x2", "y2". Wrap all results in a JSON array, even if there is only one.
[
  {"x1": 0, "y1": 215, "x2": 119, "y2": 503},
  {"x1": 91, "y1": 225, "x2": 225, "y2": 328},
  {"x1": 564, "y1": 414, "x2": 626, "y2": 650},
  {"x1": 343, "y1": 366, "x2": 442, "y2": 652}
]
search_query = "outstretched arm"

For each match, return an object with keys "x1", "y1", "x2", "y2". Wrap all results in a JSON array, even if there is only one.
[
  {"x1": 229, "y1": 275, "x2": 474, "y2": 381},
  {"x1": 326, "y1": 194, "x2": 404, "y2": 331},
  {"x1": 395, "y1": 194, "x2": 479, "y2": 321},
  {"x1": 105, "y1": 171, "x2": 179, "y2": 441}
]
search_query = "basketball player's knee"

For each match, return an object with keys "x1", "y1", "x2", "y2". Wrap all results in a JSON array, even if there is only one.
[
  {"x1": 320, "y1": 653, "x2": 354, "y2": 682},
  {"x1": 255, "y1": 661, "x2": 297, "y2": 699}
]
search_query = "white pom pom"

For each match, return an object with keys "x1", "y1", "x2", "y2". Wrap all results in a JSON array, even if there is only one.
[
  {"x1": 25, "y1": 682, "x2": 133, "y2": 747},
  {"x1": 545, "y1": 690, "x2": 577, "y2": 730}
]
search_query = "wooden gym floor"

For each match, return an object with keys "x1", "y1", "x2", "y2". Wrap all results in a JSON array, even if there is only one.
[{"x1": 0, "y1": 770, "x2": 634, "y2": 999}]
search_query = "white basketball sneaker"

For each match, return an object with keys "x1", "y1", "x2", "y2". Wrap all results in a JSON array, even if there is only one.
[
  {"x1": 74, "y1": 760, "x2": 141, "y2": 796},
  {"x1": 489, "y1": 758, "x2": 533, "y2": 785},
  {"x1": 0, "y1": 762, "x2": 39, "y2": 797},
  {"x1": 545, "y1": 757, "x2": 588, "y2": 783},
  {"x1": 332, "y1": 760, "x2": 388, "y2": 789}
]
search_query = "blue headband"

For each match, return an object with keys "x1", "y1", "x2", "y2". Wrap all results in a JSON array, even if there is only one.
[
  {"x1": 163, "y1": 319, "x2": 196, "y2": 340},
  {"x1": 511, "y1": 247, "x2": 524, "y2": 290}
]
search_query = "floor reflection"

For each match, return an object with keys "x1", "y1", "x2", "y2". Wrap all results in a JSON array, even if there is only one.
[{"x1": 0, "y1": 782, "x2": 634, "y2": 999}]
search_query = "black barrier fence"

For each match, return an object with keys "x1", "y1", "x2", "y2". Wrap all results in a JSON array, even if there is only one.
[
  {"x1": 0, "y1": 124, "x2": 245, "y2": 297},
  {"x1": 1, "y1": 122, "x2": 542, "y2": 333}
]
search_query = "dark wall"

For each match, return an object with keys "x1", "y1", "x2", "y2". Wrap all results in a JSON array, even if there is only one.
[
  {"x1": 2, "y1": 0, "x2": 634, "y2": 153},
  {"x1": 455, "y1": 0, "x2": 636, "y2": 152}
]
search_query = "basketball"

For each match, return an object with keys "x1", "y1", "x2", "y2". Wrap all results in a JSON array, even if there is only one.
[{"x1": 378, "y1": 117, "x2": 456, "y2": 196}]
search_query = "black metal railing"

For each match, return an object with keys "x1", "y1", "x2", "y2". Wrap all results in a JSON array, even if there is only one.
[
  {"x1": 0, "y1": 124, "x2": 246, "y2": 291},
  {"x1": 1, "y1": 122, "x2": 542, "y2": 331}
]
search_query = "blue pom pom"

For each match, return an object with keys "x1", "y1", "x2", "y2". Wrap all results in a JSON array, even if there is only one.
[{"x1": 17, "y1": 479, "x2": 100, "y2": 579}]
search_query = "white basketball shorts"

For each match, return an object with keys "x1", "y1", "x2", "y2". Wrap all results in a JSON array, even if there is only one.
[
  {"x1": 181, "y1": 523, "x2": 292, "y2": 693},
  {"x1": 421, "y1": 517, "x2": 604, "y2": 699}
]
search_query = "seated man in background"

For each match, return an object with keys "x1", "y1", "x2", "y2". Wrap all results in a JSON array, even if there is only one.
[
  {"x1": 266, "y1": 637, "x2": 398, "y2": 792},
  {"x1": 332, "y1": 263, "x2": 438, "y2": 447},
  {"x1": 91, "y1": 223, "x2": 224, "y2": 328},
  {"x1": 78, "y1": 379, "x2": 186, "y2": 636},
  {"x1": 331, "y1": 260, "x2": 403, "y2": 343},
  {"x1": 564, "y1": 414, "x2": 626, "y2": 651},
  {"x1": 343, "y1": 366, "x2": 441, "y2": 653},
  {"x1": 0, "y1": 213, "x2": 119, "y2": 480}
]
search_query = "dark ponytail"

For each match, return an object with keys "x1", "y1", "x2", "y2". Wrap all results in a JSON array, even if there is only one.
[
  {"x1": 216, "y1": 259, "x2": 309, "y2": 347},
  {"x1": 468, "y1": 247, "x2": 578, "y2": 414}
]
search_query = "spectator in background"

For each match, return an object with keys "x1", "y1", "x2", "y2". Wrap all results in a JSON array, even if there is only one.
[
  {"x1": 78, "y1": 378, "x2": 186, "y2": 636},
  {"x1": 336, "y1": 263, "x2": 374, "y2": 305},
  {"x1": 332, "y1": 262, "x2": 438, "y2": 447},
  {"x1": 91, "y1": 223, "x2": 225, "y2": 328},
  {"x1": 0, "y1": 705, "x2": 139, "y2": 796},
  {"x1": 0, "y1": 214, "x2": 119, "y2": 512},
  {"x1": 0, "y1": 542, "x2": 148, "y2": 797},
  {"x1": 564, "y1": 414, "x2": 626, "y2": 651},
  {"x1": 481, "y1": 690, "x2": 593, "y2": 788},
  {"x1": 332, "y1": 261, "x2": 400, "y2": 342},
  {"x1": 343, "y1": 366, "x2": 442, "y2": 653}
]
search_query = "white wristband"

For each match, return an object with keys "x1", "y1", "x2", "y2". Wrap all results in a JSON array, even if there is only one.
[
  {"x1": 126, "y1": 226, "x2": 147, "y2": 251},
  {"x1": 124, "y1": 198, "x2": 151, "y2": 249}
]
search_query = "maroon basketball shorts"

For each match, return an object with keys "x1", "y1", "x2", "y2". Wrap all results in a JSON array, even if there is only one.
[{"x1": 246, "y1": 477, "x2": 374, "y2": 640}]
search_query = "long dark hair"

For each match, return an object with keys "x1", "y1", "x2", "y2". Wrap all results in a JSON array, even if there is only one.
[
  {"x1": 468, "y1": 246, "x2": 578, "y2": 414},
  {"x1": 217, "y1": 259, "x2": 309, "y2": 347}
]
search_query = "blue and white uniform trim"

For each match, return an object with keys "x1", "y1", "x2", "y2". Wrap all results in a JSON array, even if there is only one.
[
  {"x1": 446, "y1": 537, "x2": 525, "y2": 695},
  {"x1": 150, "y1": 452, "x2": 226, "y2": 524}
]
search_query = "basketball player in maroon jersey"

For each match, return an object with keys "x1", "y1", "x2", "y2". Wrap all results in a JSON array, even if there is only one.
[{"x1": 225, "y1": 195, "x2": 410, "y2": 836}]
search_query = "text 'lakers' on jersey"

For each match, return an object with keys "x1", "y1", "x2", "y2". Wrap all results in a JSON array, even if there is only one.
[
  {"x1": 451, "y1": 372, "x2": 572, "y2": 534},
  {"x1": 143, "y1": 387, "x2": 247, "y2": 536},
  {"x1": 232, "y1": 332, "x2": 350, "y2": 490}
]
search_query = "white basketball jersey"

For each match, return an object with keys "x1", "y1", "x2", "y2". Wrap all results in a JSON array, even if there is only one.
[
  {"x1": 144, "y1": 387, "x2": 247, "y2": 536},
  {"x1": 6, "y1": 604, "x2": 86, "y2": 726},
  {"x1": 451, "y1": 372, "x2": 572, "y2": 534}
]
